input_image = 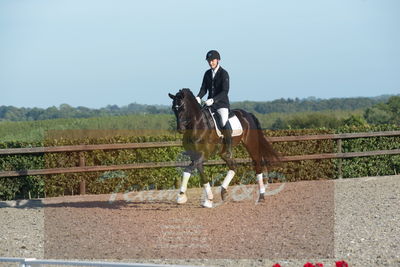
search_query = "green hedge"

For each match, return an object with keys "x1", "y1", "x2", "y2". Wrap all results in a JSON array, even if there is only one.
[
  {"x1": 337, "y1": 124, "x2": 400, "y2": 178},
  {"x1": 1, "y1": 126, "x2": 399, "y2": 200},
  {"x1": 0, "y1": 141, "x2": 45, "y2": 200}
]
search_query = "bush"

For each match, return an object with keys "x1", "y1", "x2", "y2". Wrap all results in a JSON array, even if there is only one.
[
  {"x1": 336, "y1": 124, "x2": 400, "y2": 178},
  {"x1": 0, "y1": 141, "x2": 45, "y2": 200},
  {"x1": 1, "y1": 126, "x2": 400, "y2": 200}
]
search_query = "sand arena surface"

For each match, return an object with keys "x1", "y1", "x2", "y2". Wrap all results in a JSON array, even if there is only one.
[{"x1": 1, "y1": 176, "x2": 399, "y2": 267}]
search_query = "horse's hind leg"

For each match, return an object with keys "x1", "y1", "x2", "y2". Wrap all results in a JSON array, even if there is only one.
[
  {"x1": 243, "y1": 138, "x2": 267, "y2": 202},
  {"x1": 220, "y1": 168, "x2": 235, "y2": 201},
  {"x1": 219, "y1": 146, "x2": 238, "y2": 201},
  {"x1": 246, "y1": 152, "x2": 267, "y2": 202},
  {"x1": 256, "y1": 171, "x2": 266, "y2": 202}
]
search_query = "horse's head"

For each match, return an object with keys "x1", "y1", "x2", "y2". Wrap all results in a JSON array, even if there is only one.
[{"x1": 168, "y1": 89, "x2": 199, "y2": 133}]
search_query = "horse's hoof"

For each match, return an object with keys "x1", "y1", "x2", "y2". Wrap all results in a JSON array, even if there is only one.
[
  {"x1": 177, "y1": 192, "x2": 187, "y2": 204},
  {"x1": 201, "y1": 199, "x2": 213, "y2": 208},
  {"x1": 258, "y1": 193, "x2": 265, "y2": 202},
  {"x1": 221, "y1": 187, "x2": 228, "y2": 201}
]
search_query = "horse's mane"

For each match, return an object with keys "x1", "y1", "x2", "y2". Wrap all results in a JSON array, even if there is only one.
[{"x1": 179, "y1": 88, "x2": 201, "y2": 115}]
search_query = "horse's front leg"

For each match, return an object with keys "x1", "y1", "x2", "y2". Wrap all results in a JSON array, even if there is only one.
[
  {"x1": 176, "y1": 158, "x2": 197, "y2": 204},
  {"x1": 219, "y1": 151, "x2": 237, "y2": 201},
  {"x1": 177, "y1": 151, "x2": 210, "y2": 205},
  {"x1": 195, "y1": 155, "x2": 214, "y2": 208}
]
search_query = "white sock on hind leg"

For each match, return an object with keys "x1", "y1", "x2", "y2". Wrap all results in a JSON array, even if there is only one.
[
  {"x1": 180, "y1": 172, "x2": 191, "y2": 193},
  {"x1": 203, "y1": 182, "x2": 213, "y2": 200},
  {"x1": 221, "y1": 170, "x2": 235, "y2": 189},
  {"x1": 257, "y1": 173, "x2": 265, "y2": 194}
]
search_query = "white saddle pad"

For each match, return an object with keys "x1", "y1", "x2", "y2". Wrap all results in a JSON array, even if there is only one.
[{"x1": 209, "y1": 110, "x2": 243, "y2": 138}]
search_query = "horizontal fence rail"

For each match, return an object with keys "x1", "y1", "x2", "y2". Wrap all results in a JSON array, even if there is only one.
[
  {"x1": 0, "y1": 141, "x2": 183, "y2": 155},
  {"x1": 2, "y1": 131, "x2": 400, "y2": 156},
  {"x1": 1, "y1": 131, "x2": 400, "y2": 180}
]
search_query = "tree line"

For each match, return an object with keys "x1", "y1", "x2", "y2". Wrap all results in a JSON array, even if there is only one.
[
  {"x1": 231, "y1": 95, "x2": 391, "y2": 114},
  {"x1": 268, "y1": 96, "x2": 400, "y2": 129},
  {"x1": 0, "y1": 94, "x2": 394, "y2": 122},
  {"x1": 0, "y1": 103, "x2": 169, "y2": 122},
  {"x1": 0, "y1": 95, "x2": 399, "y2": 143}
]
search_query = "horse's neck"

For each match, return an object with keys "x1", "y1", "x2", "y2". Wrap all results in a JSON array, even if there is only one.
[
  {"x1": 185, "y1": 105, "x2": 209, "y2": 131},
  {"x1": 184, "y1": 108, "x2": 217, "y2": 146}
]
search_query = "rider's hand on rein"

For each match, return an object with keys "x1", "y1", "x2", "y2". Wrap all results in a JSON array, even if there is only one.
[{"x1": 205, "y1": 98, "x2": 214, "y2": 106}]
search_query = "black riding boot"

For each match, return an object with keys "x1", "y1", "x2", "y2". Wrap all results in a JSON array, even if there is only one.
[{"x1": 222, "y1": 121, "x2": 233, "y2": 158}]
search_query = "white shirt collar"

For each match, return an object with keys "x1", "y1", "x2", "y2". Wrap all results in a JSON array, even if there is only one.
[{"x1": 212, "y1": 64, "x2": 220, "y2": 78}]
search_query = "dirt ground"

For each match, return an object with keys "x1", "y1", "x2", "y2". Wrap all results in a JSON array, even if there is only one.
[
  {"x1": 42, "y1": 181, "x2": 334, "y2": 260},
  {"x1": 2, "y1": 176, "x2": 400, "y2": 266}
]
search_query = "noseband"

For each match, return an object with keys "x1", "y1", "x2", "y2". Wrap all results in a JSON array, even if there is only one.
[{"x1": 173, "y1": 102, "x2": 184, "y2": 112}]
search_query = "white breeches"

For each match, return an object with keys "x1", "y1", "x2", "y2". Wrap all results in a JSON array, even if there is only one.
[{"x1": 217, "y1": 108, "x2": 229, "y2": 127}]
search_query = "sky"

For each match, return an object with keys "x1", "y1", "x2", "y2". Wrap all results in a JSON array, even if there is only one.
[{"x1": 0, "y1": 0, "x2": 399, "y2": 108}]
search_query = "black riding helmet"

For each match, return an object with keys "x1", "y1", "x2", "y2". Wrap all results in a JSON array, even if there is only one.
[{"x1": 206, "y1": 50, "x2": 220, "y2": 61}]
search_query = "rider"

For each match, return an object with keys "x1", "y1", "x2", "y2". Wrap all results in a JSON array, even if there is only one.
[{"x1": 196, "y1": 50, "x2": 232, "y2": 158}]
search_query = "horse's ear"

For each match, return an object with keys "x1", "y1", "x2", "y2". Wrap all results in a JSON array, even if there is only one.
[{"x1": 168, "y1": 93, "x2": 175, "y2": 99}]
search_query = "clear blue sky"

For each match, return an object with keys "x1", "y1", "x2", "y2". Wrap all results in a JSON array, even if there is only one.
[{"x1": 1, "y1": 0, "x2": 399, "y2": 108}]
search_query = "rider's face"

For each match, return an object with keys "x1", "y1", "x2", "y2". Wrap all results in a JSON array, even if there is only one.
[{"x1": 207, "y1": 59, "x2": 219, "y2": 69}]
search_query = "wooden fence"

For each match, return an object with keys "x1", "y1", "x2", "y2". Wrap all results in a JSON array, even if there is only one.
[{"x1": 1, "y1": 131, "x2": 400, "y2": 194}]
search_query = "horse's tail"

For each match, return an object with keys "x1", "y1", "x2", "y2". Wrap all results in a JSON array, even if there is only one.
[{"x1": 249, "y1": 113, "x2": 281, "y2": 165}]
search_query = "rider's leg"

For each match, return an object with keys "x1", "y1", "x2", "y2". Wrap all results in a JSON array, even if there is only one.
[
  {"x1": 223, "y1": 120, "x2": 233, "y2": 157},
  {"x1": 217, "y1": 108, "x2": 232, "y2": 158}
]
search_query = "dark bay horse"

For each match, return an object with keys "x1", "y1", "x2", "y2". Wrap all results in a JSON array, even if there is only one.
[{"x1": 168, "y1": 88, "x2": 280, "y2": 208}]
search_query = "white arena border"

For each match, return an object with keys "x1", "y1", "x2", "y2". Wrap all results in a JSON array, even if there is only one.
[{"x1": 0, "y1": 257, "x2": 205, "y2": 267}]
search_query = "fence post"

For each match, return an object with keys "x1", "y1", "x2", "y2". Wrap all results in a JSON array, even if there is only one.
[
  {"x1": 337, "y1": 138, "x2": 343, "y2": 179},
  {"x1": 79, "y1": 152, "x2": 86, "y2": 195}
]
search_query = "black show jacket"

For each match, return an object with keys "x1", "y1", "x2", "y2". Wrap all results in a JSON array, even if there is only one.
[{"x1": 197, "y1": 66, "x2": 230, "y2": 109}]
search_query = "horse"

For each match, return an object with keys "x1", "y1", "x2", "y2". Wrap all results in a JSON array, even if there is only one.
[{"x1": 168, "y1": 88, "x2": 280, "y2": 208}]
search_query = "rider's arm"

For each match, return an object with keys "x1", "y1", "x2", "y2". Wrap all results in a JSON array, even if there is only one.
[{"x1": 197, "y1": 72, "x2": 208, "y2": 99}]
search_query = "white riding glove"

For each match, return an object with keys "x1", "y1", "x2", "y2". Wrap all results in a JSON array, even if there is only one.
[
  {"x1": 195, "y1": 96, "x2": 201, "y2": 104},
  {"x1": 205, "y1": 98, "x2": 214, "y2": 106}
]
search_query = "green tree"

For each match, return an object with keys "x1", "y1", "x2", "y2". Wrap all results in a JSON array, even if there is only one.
[
  {"x1": 364, "y1": 96, "x2": 400, "y2": 125},
  {"x1": 387, "y1": 96, "x2": 400, "y2": 124},
  {"x1": 342, "y1": 115, "x2": 367, "y2": 127},
  {"x1": 364, "y1": 106, "x2": 392, "y2": 125},
  {"x1": 271, "y1": 118, "x2": 288, "y2": 130}
]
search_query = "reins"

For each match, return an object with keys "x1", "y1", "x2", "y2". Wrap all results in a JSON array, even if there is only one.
[{"x1": 201, "y1": 106, "x2": 215, "y2": 130}]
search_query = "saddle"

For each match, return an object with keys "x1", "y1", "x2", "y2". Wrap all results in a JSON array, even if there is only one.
[{"x1": 204, "y1": 108, "x2": 243, "y2": 138}]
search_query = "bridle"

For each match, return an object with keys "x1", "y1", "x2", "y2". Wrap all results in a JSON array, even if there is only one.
[
  {"x1": 173, "y1": 98, "x2": 191, "y2": 130},
  {"x1": 173, "y1": 102, "x2": 184, "y2": 112}
]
